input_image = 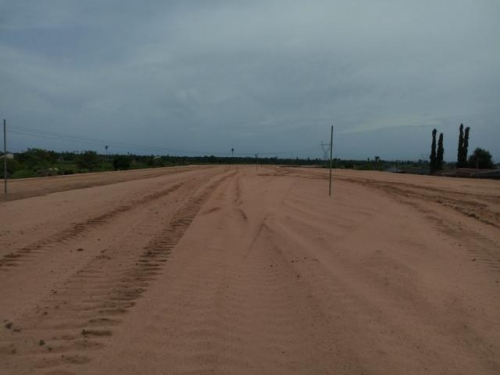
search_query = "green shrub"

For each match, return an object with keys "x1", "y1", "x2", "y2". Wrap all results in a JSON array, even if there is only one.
[
  {"x1": 11, "y1": 169, "x2": 37, "y2": 179},
  {"x1": 113, "y1": 155, "x2": 132, "y2": 170},
  {"x1": 76, "y1": 151, "x2": 100, "y2": 171},
  {"x1": 16, "y1": 148, "x2": 57, "y2": 169},
  {"x1": 2, "y1": 158, "x2": 22, "y2": 176}
]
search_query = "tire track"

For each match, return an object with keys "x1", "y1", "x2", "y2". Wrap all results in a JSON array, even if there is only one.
[
  {"x1": 1, "y1": 166, "x2": 199, "y2": 202},
  {"x1": 283, "y1": 168, "x2": 500, "y2": 274},
  {"x1": 334, "y1": 174, "x2": 499, "y2": 228},
  {"x1": 422, "y1": 211, "x2": 500, "y2": 273},
  {"x1": 281, "y1": 167, "x2": 500, "y2": 228},
  {"x1": 0, "y1": 172, "x2": 233, "y2": 374},
  {"x1": 353, "y1": 184, "x2": 500, "y2": 274},
  {"x1": 80, "y1": 169, "x2": 262, "y2": 374},
  {"x1": 0, "y1": 179, "x2": 192, "y2": 270},
  {"x1": 271, "y1": 167, "x2": 500, "y2": 274},
  {"x1": 261, "y1": 213, "x2": 499, "y2": 374},
  {"x1": 125, "y1": 211, "x2": 363, "y2": 374}
]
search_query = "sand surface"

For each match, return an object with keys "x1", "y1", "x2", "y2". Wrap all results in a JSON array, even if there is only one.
[{"x1": 0, "y1": 165, "x2": 499, "y2": 374}]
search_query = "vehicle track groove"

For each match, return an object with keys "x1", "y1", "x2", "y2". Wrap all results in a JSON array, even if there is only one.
[{"x1": 0, "y1": 172, "x2": 233, "y2": 374}]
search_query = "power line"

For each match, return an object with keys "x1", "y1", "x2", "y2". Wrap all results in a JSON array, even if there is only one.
[
  {"x1": 10, "y1": 128, "x2": 170, "y2": 154},
  {"x1": 10, "y1": 125, "x2": 186, "y2": 154},
  {"x1": 8, "y1": 124, "x2": 321, "y2": 158}
]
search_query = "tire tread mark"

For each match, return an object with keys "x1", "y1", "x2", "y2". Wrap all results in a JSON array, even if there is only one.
[
  {"x1": 0, "y1": 172, "x2": 234, "y2": 374},
  {"x1": 0, "y1": 181, "x2": 186, "y2": 269}
]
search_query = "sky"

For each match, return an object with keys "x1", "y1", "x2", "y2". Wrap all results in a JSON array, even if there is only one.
[{"x1": 1, "y1": 0, "x2": 499, "y2": 161}]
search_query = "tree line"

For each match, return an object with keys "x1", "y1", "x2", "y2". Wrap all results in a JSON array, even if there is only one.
[
  {"x1": 1, "y1": 126, "x2": 495, "y2": 179},
  {"x1": 1, "y1": 149, "x2": 329, "y2": 179},
  {"x1": 1, "y1": 147, "x2": 438, "y2": 179}
]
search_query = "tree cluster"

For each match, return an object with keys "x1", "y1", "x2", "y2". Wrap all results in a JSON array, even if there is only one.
[
  {"x1": 456, "y1": 124, "x2": 470, "y2": 168},
  {"x1": 429, "y1": 129, "x2": 444, "y2": 174},
  {"x1": 429, "y1": 123, "x2": 496, "y2": 174}
]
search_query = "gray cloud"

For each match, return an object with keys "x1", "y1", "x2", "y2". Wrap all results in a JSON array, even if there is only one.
[{"x1": 1, "y1": 0, "x2": 499, "y2": 160}]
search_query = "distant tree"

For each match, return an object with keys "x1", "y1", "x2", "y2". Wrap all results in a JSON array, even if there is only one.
[
  {"x1": 76, "y1": 151, "x2": 100, "y2": 171},
  {"x1": 462, "y1": 126, "x2": 470, "y2": 166},
  {"x1": 457, "y1": 124, "x2": 464, "y2": 167},
  {"x1": 430, "y1": 129, "x2": 437, "y2": 173},
  {"x1": 468, "y1": 148, "x2": 494, "y2": 169},
  {"x1": 457, "y1": 124, "x2": 471, "y2": 168},
  {"x1": 59, "y1": 151, "x2": 77, "y2": 162},
  {"x1": 144, "y1": 155, "x2": 164, "y2": 168},
  {"x1": 436, "y1": 132, "x2": 444, "y2": 171},
  {"x1": 113, "y1": 155, "x2": 132, "y2": 170}
]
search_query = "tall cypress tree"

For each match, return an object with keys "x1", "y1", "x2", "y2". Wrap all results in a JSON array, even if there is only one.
[
  {"x1": 436, "y1": 133, "x2": 444, "y2": 171},
  {"x1": 463, "y1": 126, "x2": 470, "y2": 166},
  {"x1": 457, "y1": 123, "x2": 464, "y2": 167},
  {"x1": 430, "y1": 128, "x2": 437, "y2": 174}
]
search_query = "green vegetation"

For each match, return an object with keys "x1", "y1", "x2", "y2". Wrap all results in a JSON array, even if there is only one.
[
  {"x1": 457, "y1": 124, "x2": 471, "y2": 168},
  {"x1": 436, "y1": 133, "x2": 444, "y2": 172},
  {"x1": 457, "y1": 123, "x2": 464, "y2": 167},
  {"x1": 5, "y1": 158, "x2": 22, "y2": 176},
  {"x1": 3, "y1": 139, "x2": 495, "y2": 181},
  {"x1": 76, "y1": 151, "x2": 100, "y2": 171},
  {"x1": 430, "y1": 129, "x2": 437, "y2": 174},
  {"x1": 11, "y1": 168, "x2": 37, "y2": 179},
  {"x1": 468, "y1": 148, "x2": 494, "y2": 169},
  {"x1": 113, "y1": 155, "x2": 132, "y2": 170},
  {"x1": 3, "y1": 148, "x2": 428, "y2": 178},
  {"x1": 429, "y1": 129, "x2": 444, "y2": 174}
]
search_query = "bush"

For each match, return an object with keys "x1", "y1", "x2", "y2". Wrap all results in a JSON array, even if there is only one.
[
  {"x1": 76, "y1": 151, "x2": 100, "y2": 171},
  {"x1": 2, "y1": 158, "x2": 22, "y2": 176},
  {"x1": 11, "y1": 169, "x2": 37, "y2": 179},
  {"x1": 113, "y1": 155, "x2": 132, "y2": 170},
  {"x1": 16, "y1": 148, "x2": 57, "y2": 169}
]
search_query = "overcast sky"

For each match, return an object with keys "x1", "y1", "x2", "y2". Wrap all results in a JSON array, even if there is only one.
[{"x1": 1, "y1": 0, "x2": 499, "y2": 161}]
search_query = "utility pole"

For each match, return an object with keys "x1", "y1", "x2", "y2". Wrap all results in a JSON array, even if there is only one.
[
  {"x1": 329, "y1": 126, "x2": 333, "y2": 197},
  {"x1": 320, "y1": 142, "x2": 330, "y2": 161},
  {"x1": 255, "y1": 153, "x2": 258, "y2": 170},
  {"x1": 3, "y1": 119, "x2": 7, "y2": 197}
]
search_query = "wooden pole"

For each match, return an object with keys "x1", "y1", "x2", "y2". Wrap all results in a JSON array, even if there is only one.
[{"x1": 329, "y1": 125, "x2": 333, "y2": 197}]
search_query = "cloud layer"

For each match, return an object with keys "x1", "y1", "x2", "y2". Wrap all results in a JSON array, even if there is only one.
[{"x1": 1, "y1": 0, "x2": 499, "y2": 160}]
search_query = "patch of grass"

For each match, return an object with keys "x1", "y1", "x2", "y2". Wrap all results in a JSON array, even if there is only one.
[{"x1": 10, "y1": 169, "x2": 37, "y2": 179}]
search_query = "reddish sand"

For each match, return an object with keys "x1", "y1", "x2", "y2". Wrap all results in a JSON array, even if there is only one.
[{"x1": 0, "y1": 165, "x2": 499, "y2": 374}]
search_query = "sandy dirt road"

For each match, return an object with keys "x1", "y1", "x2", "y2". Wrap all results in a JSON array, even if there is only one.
[{"x1": 0, "y1": 166, "x2": 499, "y2": 374}]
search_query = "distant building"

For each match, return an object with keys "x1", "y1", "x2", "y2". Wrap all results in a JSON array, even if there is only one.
[{"x1": 0, "y1": 153, "x2": 14, "y2": 159}]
